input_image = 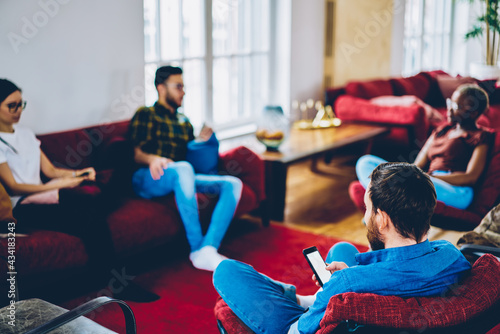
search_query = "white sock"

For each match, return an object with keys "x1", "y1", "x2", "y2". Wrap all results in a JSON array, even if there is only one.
[
  {"x1": 296, "y1": 294, "x2": 317, "y2": 309},
  {"x1": 189, "y1": 246, "x2": 228, "y2": 272},
  {"x1": 297, "y1": 289, "x2": 322, "y2": 309}
]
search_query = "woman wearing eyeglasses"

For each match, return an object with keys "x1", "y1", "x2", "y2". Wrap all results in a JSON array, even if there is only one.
[
  {"x1": 356, "y1": 84, "x2": 492, "y2": 210},
  {"x1": 0, "y1": 79, "x2": 96, "y2": 203},
  {"x1": 0, "y1": 78, "x2": 159, "y2": 302}
]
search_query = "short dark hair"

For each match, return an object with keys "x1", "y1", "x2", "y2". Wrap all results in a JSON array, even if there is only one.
[
  {"x1": 0, "y1": 79, "x2": 21, "y2": 104},
  {"x1": 455, "y1": 83, "x2": 489, "y2": 116},
  {"x1": 369, "y1": 162, "x2": 436, "y2": 242},
  {"x1": 154, "y1": 66, "x2": 183, "y2": 87}
]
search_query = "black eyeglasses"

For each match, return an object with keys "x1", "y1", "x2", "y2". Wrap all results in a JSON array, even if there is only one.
[
  {"x1": 5, "y1": 101, "x2": 27, "y2": 114},
  {"x1": 446, "y1": 98, "x2": 477, "y2": 113},
  {"x1": 165, "y1": 83, "x2": 185, "y2": 91}
]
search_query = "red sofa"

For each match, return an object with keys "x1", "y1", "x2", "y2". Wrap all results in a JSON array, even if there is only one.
[
  {"x1": 325, "y1": 71, "x2": 500, "y2": 229},
  {"x1": 0, "y1": 120, "x2": 266, "y2": 295},
  {"x1": 326, "y1": 70, "x2": 500, "y2": 149}
]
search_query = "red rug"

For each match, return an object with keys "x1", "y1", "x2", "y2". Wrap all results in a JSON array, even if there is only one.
[{"x1": 61, "y1": 223, "x2": 368, "y2": 333}]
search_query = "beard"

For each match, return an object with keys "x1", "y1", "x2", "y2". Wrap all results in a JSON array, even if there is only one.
[
  {"x1": 366, "y1": 219, "x2": 385, "y2": 251},
  {"x1": 165, "y1": 92, "x2": 181, "y2": 110}
]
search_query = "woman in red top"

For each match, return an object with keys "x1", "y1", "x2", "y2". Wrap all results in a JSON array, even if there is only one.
[{"x1": 356, "y1": 84, "x2": 492, "y2": 210}]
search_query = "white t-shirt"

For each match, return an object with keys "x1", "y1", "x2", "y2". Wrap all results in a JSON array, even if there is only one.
[{"x1": 0, "y1": 126, "x2": 42, "y2": 207}]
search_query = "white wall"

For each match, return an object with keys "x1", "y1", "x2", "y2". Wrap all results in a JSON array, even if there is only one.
[
  {"x1": 289, "y1": 0, "x2": 325, "y2": 120},
  {"x1": 0, "y1": 0, "x2": 144, "y2": 135}
]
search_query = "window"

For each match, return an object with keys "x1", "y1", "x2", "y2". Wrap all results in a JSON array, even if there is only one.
[
  {"x1": 402, "y1": 0, "x2": 453, "y2": 76},
  {"x1": 144, "y1": 0, "x2": 271, "y2": 131}
]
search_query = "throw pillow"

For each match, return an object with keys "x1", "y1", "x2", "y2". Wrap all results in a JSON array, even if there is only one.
[
  {"x1": 390, "y1": 72, "x2": 432, "y2": 101},
  {"x1": 370, "y1": 95, "x2": 445, "y2": 127},
  {"x1": 436, "y1": 75, "x2": 477, "y2": 100},
  {"x1": 186, "y1": 133, "x2": 219, "y2": 174},
  {"x1": 345, "y1": 79, "x2": 393, "y2": 99}
]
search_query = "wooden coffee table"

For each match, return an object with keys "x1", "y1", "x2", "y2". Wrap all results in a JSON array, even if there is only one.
[{"x1": 256, "y1": 123, "x2": 389, "y2": 221}]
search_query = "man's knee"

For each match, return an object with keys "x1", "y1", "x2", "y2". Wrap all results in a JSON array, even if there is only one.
[
  {"x1": 169, "y1": 161, "x2": 195, "y2": 182},
  {"x1": 214, "y1": 259, "x2": 239, "y2": 282},
  {"x1": 213, "y1": 259, "x2": 245, "y2": 290},
  {"x1": 356, "y1": 154, "x2": 377, "y2": 170},
  {"x1": 222, "y1": 176, "x2": 243, "y2": 195},
  {"x1": 326, "y1": 242, "x2": 358, "y2": 263},
  {"x1": 172, "y1": 161, "x2": 194, "y2": 174}
]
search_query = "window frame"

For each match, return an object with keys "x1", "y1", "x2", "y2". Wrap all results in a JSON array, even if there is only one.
[
  {"x1": 402, "y1": 0, "x2": 456, "y2": 76},
  {"x1": 144, "y1": 0, "x2": 274, "y2": 133}
]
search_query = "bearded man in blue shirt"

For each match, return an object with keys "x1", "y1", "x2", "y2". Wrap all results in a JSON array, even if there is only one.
[{"x1": 213, "y1": 162, "x2": 471, "y2": 334}]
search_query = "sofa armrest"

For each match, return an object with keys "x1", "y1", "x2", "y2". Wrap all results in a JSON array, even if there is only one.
[
  {"x1": 335, "y1": 96, "x2": 426, "y2": 125},
  {"x1": 335, "y1": 95, "x2": 429, "y2": 143},
  {"x1": 219, "y1": 146, "x2": 265, "y2": 204}
]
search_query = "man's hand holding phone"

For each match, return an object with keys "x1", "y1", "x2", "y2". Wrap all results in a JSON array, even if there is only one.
[
  {"x1": 303, "y1": 246, "x2": 332, "y2": 287},
  {"x1": 311, "y1": 261, "x2": 349, "y2": 287}
]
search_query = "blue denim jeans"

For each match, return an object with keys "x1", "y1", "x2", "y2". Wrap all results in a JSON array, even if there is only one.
[
  {"x1": 132, "y1": 161, "x2": 242, "y2": 251},
  {"x1": 213, "y1": 242, "x2": 359, "y2": 334},
  {"x1": 356, "y1": 154, "x2": 474, "y2": 210}
]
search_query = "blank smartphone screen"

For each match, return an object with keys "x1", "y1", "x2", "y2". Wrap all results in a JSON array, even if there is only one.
[{"x1": 307, "y1": 251, "x2": 331, "y2": 285}]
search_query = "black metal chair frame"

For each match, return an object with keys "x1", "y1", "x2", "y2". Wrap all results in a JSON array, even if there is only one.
[{"x1": 24, "y1": 296, "x2": 136, "y2": 334}]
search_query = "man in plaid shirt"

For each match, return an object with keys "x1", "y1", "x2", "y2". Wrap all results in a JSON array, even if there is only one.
[{"x1": 128, "y1": 66, "x2": 242, "y2": 271}]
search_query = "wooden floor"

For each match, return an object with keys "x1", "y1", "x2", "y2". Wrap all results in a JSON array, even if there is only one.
[{"x1": 268, "y1": 154, "x2": 465, "y2": 248}]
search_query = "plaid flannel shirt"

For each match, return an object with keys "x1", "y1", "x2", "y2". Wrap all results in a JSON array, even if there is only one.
[{"x1": 128, "y1": 102, "x2": 194, "y2": 161}]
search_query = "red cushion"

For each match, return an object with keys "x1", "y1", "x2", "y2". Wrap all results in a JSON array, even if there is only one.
[
  {"x1": 469, "y1": 131, "x2": 500, "y2": 216},
  {"x1": 390, "y1": 72, "x2": 433, "y2": 101},
  {"x1": 433, "y1": 201, "x2": 483, "y2": 227},
  {"x1": 219, "y1": 146, "x2": 266, "y2": 204},
  {"x1": 424, "y1": 70, "x2": 453, "y2": 107},
  {"x1": 436, "y1": 75, "x2": 477, "y2": 100},
  {"x1": 478, "y1": 105, "x2": 500, "y2": 130},
  {"x1": 214, "y1": 297, "x2": 253, "y2": 334},
  {"x1": 318, "y1": 254, "x2": 500, "y2": 332},
  {"x1": 335, "y1": 95, "x2": 429, "y2": 143},
  {"x1": 348, "y1": 181, "x2": 366, "y2": 213},
  {"x1": 38, "y1": 121, "x2": 130, "y2": 170},
  {"x1": 345, "y1": 79, "x2": 393, "y2": 99},
  {"x1": 335, "y1": 96, "x2": 426, "y2": 125},
  {"x1": 490, "y1": 323, "x2": 500, "y2": 334}
]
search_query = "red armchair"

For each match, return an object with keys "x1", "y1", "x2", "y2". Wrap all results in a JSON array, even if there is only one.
[{"x1": 214, "y1": 254, "x2": 500, "y2": 334}]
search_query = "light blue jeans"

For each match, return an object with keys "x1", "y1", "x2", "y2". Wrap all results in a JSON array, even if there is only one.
[
  {"x1": 356, "y1": 155, "x2": 474, "y2": 210},
  {"x1": 213, "y1": 242, "x2": 359, "y2": 333},
  {"x1": 132, "y1": 161, "x2": 242, "y2": 251}
]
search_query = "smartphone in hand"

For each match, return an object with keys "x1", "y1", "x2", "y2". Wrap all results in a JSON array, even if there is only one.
[{"x1": 303, "y1": 246, "x2": 331, "y2": 287}]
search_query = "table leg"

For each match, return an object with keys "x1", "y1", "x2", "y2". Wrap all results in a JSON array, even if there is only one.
[{"x1": 265, "y1": 161, "x2": 288, "y2": 221}]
